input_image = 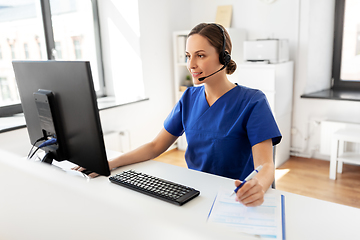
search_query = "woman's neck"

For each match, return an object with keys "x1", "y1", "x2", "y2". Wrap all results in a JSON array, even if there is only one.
[{"x1": 204, "y1": 77, "x2": 236, "y2": 107}]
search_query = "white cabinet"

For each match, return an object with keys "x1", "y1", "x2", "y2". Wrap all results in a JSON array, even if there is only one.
[
  {"x1": 236, "y1": 62, "x2": 294, "y2": 167},
  {"x1": 172, "y1": 29, "x2": 247, "y2": 150}
]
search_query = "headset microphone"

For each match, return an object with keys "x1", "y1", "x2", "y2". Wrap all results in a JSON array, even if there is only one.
[
  {"x1": 198, "y1": 65, "x2": 226, "y2": 81},
  {"x1": 198, "y1": 24, "x2": 231, "y2": 82}
]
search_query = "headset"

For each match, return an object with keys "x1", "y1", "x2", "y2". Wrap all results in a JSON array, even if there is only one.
[{"x1": 198, "y1": 24, "x2": 231, "y2": 81}]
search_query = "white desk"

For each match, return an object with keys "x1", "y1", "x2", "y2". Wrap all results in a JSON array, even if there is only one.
[{"x1": 0, "y1": 151, "x2": 359, "y2": 240}]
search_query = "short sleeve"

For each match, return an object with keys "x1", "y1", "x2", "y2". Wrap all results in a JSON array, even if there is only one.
[
  {"x1": 164, "y1": 98, "x2": 184, "y2": 137},
  {"x1": 246, "y1": 91, "x2": 282, "y2": 146}
]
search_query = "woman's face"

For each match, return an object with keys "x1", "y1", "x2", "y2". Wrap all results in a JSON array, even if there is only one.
[{"x1": 186, "y1": 34, "x2": 222, "y2": 84}]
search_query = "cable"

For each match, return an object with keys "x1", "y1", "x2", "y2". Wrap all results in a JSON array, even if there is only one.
[
  {"x1": 28, "y1": 138, "x2": 58, "y2": 160},
  {"x1": 27, "y1": 136, "x2": 48, "y2": 159},
  {"x1": 28, "y1": 147, "x2": 41, "y2": 160},
  {"x1": 39, "y1": 138, "x2": 57, "y2": 148}
]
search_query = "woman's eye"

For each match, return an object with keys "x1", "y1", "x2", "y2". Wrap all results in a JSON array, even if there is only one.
[{"x1": 185, "y1": 54, "x2": 204, "y2": 60}]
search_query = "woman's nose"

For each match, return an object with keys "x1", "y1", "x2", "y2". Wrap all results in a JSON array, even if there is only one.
[{"x1": 187, "y1": 57, "x2": 196, "y2": 69}]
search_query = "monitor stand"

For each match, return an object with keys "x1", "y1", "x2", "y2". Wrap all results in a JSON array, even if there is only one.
[{"x1": 41, "y1": 151, "x2": 55, "y2": 164}]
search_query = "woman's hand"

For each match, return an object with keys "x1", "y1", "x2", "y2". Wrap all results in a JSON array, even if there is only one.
[
  {"x1": 234, "y1": 178, "x2": 265, "y2": 207},
  {"x1": 71, "y1": 166, "x2": 100, "y2": 178}
]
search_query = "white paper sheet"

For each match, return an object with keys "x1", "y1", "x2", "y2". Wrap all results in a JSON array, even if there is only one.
[{"x1": 207, "y1": 190, "x2": 285, "y2": 239}]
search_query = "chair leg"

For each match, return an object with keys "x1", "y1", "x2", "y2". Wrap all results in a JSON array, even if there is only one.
[
  {"x1": 337, "y1": 140, "x2": 344, "y2": 173},
  {"x1": 272, "y1": 146, "x2": 276, "y2": 189},
  {"x1": 329, "y1": 138, "x2": 338, "y2": 180},
  {"x1": 337, "y1": 161, "x2": 343, "y2": 173}
]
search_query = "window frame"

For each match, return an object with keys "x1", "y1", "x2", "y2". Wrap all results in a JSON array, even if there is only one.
[
  {"x1": 332, "y1": 0, "x2": 360, "y2": 90},
  {"x1": 0, "y1": 0, "x2": 106, "y2": 117}
]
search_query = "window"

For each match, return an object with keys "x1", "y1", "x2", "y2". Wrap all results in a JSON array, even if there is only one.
[
  {"x1": 10, "y1": 43, "x2": 16, "y2": 59},
  {"x1": 0, "y1": 0, "x2": 46, "y2": 113},
  {"x1": 36, "y1": 39, "x2": 43, "y2": 59},
  {"x1": 0, "y1": 77, "x2": 11, "y2": 102},
  {"x1": 333, "y1": 0, "x2": 360, "y2": 90},
  {"x1": 24, "y1": 43, "x2": 30, "y2": 59},
  {"x1": 0, "y1": 0, "x2": 104, "y2": 114},
  {"x1": 54, "y1": 41, "x2": 62, "y2": 59},
  {"x1": 73, "y1": 38, "x2": 82, "y2": 60},
  {"x1": 49, "y1": 0, "x2": 103, "y2": 92}
]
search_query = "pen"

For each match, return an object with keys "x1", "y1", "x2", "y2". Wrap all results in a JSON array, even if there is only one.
[{"x1": 230, "y1": 165, "x2": 263, "y2": 196}]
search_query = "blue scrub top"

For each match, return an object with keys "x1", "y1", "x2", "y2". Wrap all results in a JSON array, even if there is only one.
[{"x1": 164, "y1": 84, "x2": 282, "y2": 180}]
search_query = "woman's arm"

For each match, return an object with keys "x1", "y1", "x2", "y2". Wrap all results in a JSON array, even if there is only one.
[
  {"x1": 234, "y1": 138, "x2": 274, "y2": 207},
  {"x1": 108, "y1": 127, "x2": 179, "y2": 170}
]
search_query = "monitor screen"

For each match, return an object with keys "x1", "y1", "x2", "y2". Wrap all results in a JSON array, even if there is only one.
[{"x1": 12, "y1": 60, "x2": 110, "y2": 176}]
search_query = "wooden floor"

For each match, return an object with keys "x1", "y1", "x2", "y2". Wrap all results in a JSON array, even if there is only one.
[{"x1": 154, "y1": 149, "x2": 360, "y2": 208}]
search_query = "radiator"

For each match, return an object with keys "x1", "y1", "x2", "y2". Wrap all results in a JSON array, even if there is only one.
[{"x1": 103, "y1": 130, "x2": 130, "y2": 153}]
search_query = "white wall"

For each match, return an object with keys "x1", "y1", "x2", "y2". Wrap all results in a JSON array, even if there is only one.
[{"x1": 189, "y1": 0, "x2": 299, "y2": 61}]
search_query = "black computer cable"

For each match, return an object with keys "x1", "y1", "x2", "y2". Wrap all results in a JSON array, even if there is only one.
[
  {"x1": 28, "y1": 138, "x2": 57, "y2": 160},
  {"x1": 27, "y1": 136, "x2": 48, "y2": 159}
]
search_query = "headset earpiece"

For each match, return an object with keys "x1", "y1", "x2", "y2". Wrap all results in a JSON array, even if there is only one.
[
  {"x1": 215, "y1": 24, "x2": 231, "y2": 66},
  {"x1": 223, "y1": 51, "x2": 231, "y2": 66}
]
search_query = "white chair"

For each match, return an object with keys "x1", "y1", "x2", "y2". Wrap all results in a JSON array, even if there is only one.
[{"x1": 330, "y1": 128, "x2": 360, "y2": 180}]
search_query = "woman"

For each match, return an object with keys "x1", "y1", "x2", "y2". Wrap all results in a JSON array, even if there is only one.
[{"x1": 95, "y1": 23, "x2": 281, "y2": 207}]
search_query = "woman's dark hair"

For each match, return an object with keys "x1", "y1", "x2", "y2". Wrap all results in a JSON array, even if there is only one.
[{"x1": 188, "y1": 23, "x2": 237, "y2": 75}]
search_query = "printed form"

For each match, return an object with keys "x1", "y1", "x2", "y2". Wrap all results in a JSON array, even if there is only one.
[{"x1": 207, "y1": 190, "x2": 285, "y2": 239}]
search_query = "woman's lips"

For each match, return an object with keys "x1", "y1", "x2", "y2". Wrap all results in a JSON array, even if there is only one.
[{"x1": 191, "y1": 72, "x2": 202, "y2": 78}]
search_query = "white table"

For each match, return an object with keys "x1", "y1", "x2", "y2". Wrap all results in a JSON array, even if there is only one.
[{"x1": 0, "y1": 151, "x2": 359, "y2": 240}]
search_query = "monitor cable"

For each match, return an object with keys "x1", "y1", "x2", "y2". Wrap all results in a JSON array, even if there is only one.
[
  {"x1": 28, "y1": 137, "x2": 57, "y2": 160},
  {"x1": 27, "y1": 136, "x2": 47, "y2": 159}
]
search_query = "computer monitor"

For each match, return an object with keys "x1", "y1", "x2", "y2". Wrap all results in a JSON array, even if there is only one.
[{"x1": 12, "y1": 60, "x2": 110, "y2": 176}]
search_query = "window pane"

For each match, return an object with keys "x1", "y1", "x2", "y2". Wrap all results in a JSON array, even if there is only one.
[
  {"x1": 49, "y1": 0, "x2": 102, "y2": 92},
  {"x1": 0, "y1": 0, "x2": 47, "y2": 107},
  {"x1": 340, "y1": 0, "x2": 360, "y2": 81}
]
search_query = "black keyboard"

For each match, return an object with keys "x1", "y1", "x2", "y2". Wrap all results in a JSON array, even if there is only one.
[{"x1": 109, "y1": 170, "x2": 200, "y2": 206}]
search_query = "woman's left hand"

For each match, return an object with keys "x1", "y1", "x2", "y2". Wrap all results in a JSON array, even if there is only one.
[
  {"x1": 234, "y1": 178, "x2": 265, "y2": 207},
  {"x1": 71, "y1": 166, "x2": 99, "y2": 178}
]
